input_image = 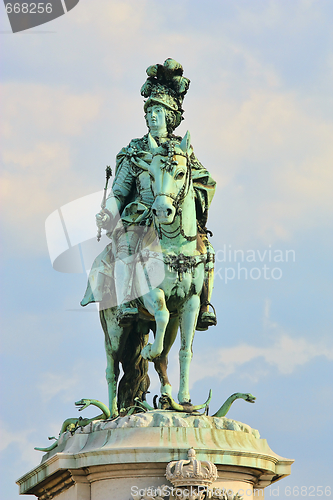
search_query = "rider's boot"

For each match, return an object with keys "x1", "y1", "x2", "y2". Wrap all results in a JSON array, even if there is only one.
[
  {"x1": 196, "y1": 240, "x2": 217, "y2": 331},
  {"x1": 114, "y1": 258, "x2": 138, "y2": 326},
  {"x1": 196, "y1": 290, "x2": 217, "y2": 331}
]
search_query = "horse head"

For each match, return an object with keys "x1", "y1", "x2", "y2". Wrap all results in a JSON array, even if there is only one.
[{"x1": 148, "y1": 131, "x2": 192, "y2": 225}]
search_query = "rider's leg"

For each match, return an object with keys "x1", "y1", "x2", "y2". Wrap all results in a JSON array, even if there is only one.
[
  {"x1": 197, "y1": 238, "x2": 217, "y2": 331},
  {"x1": 114, "y1": 226, "x2": 140, "y2": 326},
  {"x1": 114, "y1": 256, "x2": 138, "y2": 322}
]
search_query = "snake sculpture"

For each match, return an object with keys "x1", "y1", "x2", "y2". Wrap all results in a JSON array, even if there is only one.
[
  {"x1": 35, "y1": 393, "x2": 255, "y2": 452},
  {"x1": 161, "y1": 391, "x2": 255, "y2": 416},
  {"x1": 129, "y1": 390, "x2": 213, "y2": 414},
  {"x1": 212, "y1": 392, "x2": 256, "y2": 417},
  {"x1": 34, "y1": 399, "x2": 110, "y2": 452}
]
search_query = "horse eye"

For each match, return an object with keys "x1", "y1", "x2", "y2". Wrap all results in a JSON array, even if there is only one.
[{"x1": 175, "y1": 171, "x2": 185, "y2": 180}]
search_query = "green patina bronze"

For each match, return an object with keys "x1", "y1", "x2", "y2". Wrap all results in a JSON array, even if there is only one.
[
  {"x1": 81, "y1": 59, "x2": 217, "y2": 417},
  {"x1": 81, "y1": 59, "x2": 256, "y2": 417},
  {"x1": 36, "y1": 60, "x2": 256, "y2": 451},
  {"x1": 212, "y1": 393, "x2": 256, "y2": 417}
]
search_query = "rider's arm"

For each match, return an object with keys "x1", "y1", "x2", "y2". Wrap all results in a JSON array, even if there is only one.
[
  {"x1": 105, "y1": 157, "x2": 134, "y2": 214},
  {"x1": 96, "y1": 149, "x2": 135, "y2": 231}
]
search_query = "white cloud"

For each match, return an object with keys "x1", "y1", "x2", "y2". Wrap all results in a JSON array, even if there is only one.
[
  {"x1": 1, "y1": 83, "x2": 101, "y2": 139},
  {"x1": 0, "y1": 84, "x2": 102, "y2": 254},
  {"x1": 0, "y1": 421, "x2": 37, "y2": 468},
  {"x1": 189, "y1": 333, "x2": 333, "y2": 387},
  {"x1": 151, "y1": 303, "x2": 333, "y2": 393},
  {"x1": 37, "y1": 371, "x2": 81, "y2": 403},
  {"x1": 187, "y1": 300, "x2": 333, "y2": 385},
  {"x1": 202, "y1": 88, "x2": 333, "y2": 245}
]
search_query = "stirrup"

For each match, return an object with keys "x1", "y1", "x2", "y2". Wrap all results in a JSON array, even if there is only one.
[{"x1": 196, "y1": 302, "x2": 217, "y2": 331}]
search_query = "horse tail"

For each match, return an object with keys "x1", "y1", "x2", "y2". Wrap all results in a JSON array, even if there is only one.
[{"x1": 118, "y1": 320, "x2": 150, "y2": 411}]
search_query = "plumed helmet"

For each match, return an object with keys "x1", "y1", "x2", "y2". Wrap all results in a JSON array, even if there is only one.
[{"x1": 141, "y1": 58, "x2": 190, "y2": 129}]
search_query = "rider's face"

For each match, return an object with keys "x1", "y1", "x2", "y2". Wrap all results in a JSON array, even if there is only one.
[{"x1": 146, "y1": 105, "x2": 167, "y2": 133}]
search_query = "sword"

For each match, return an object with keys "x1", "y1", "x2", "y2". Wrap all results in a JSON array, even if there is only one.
[{"x1": 97, "y1": 166, "x2": 112, "y2": 242}]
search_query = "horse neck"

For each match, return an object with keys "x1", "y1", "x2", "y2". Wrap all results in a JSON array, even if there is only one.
[{"x1": 158, "y1": 185, "x2": 197, "y2": 255}]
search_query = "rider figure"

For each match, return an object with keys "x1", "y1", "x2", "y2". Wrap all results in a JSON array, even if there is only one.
[{"x1": 83, "y1": 59, "x2": 217, "y2": 331}]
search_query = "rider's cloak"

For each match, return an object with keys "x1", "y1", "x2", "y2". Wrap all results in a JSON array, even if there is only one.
[{"x1": 81, "y1": 134, "x2": 216, "y2": 307}]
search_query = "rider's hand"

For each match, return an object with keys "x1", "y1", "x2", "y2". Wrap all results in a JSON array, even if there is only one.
[{"x1": 96, "y1": 210, "x2": 111, "y2": 230}]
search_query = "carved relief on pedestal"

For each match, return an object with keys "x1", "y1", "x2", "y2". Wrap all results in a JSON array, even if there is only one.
[
  {"x1": 129, "y1": 448, "x2": 245, "y2": 500},
  {"x1": 166, "y1": 448, "x2": 218, "y2": 490}
]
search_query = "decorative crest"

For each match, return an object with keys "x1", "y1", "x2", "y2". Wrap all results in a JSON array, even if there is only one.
[
  {"x1": 148, "y1": 135, "x2": 189, "y2": 173},
  {"x1": 165, "y1": 448, "x2": 218, "y2": 488}
]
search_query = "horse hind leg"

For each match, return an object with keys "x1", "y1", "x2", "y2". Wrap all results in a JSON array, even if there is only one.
[
  {"x1": 105, "y1": 345, "x2": 120, "y2": 418},
  {"x1": 100, "y1": 308, "x2": 124, "y2": 418}
]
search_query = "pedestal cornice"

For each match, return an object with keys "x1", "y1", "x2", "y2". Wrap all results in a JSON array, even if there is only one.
[{"x1": 17, "y1": 412, "x2": 293, "y2": 498}]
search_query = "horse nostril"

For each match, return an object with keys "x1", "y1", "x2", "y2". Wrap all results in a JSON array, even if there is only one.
[{"x1": 166, "y1": 208, "x2": 172, "y2": 216}]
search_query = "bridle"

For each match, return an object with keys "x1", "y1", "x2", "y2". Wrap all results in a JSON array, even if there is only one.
[{"x1": 150, "y1": 142, "x2": 196, "y2": 242}]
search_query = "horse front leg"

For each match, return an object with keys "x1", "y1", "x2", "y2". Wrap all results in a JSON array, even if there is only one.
[
  {"x1": 178, "y1": 294, "x2": 200, "y2": 404},
  {"x1": 141, "y1": 288, "x2": 169, "y2": 361},
  {"x1": 153, "y1": 316, "x2": 179, "y2": 396}
]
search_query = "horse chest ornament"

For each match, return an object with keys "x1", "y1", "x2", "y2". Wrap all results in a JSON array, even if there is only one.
[{"x1": 163, "y1": 253, "x2": 206, "y2": 282}]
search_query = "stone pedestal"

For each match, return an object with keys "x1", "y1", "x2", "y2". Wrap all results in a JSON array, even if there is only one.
[{"x1": 17, "y1": 411, "x2": 293, "y2": 500}]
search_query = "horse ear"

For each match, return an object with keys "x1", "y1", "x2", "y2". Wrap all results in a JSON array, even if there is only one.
[
  {"x1": 148, "y1": 133, "x2": 159, "y2": 154},
  {"x1": 180, "y1": 131, "x2": 191, "y2": 154}
]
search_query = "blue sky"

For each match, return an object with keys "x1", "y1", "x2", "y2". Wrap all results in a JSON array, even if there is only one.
[{"x1": 1, "y1": 1, "x2": 333, "y2": 499}]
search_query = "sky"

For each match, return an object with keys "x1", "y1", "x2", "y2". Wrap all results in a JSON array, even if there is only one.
[{"x1": 1, "y1": 0, "x2": 333, "y2": 499}]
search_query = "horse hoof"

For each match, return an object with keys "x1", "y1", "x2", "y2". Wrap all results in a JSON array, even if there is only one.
[
  {"x1": 141, "y1": 344, "x2": 152, "y2": 360},
  {"x1": 141, "y1": 343, "x2": 162, "y2": 361}
]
